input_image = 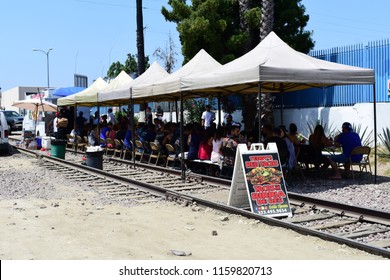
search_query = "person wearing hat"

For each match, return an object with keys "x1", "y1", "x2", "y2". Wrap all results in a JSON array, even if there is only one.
[
  {"x1": 327, "y1": 122, "x2": 362, "y2": 179},
  {"x1": 201, "y1": 104, "x2": 215, "y2": 129}
]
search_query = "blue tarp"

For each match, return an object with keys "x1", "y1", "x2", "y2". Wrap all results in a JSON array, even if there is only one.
[{"x1": 52, "y1": 87, "x2": 86, "y2": 97}]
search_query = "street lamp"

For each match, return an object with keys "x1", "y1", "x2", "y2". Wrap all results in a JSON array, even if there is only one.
[{"x1": 33, "y1": 48, "x2": 53, "y2": 90}]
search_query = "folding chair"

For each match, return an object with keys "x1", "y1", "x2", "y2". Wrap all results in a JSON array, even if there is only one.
[
  {"x1": 66, "y1": 134, "x2": 75, "y2": 149},
  {"x1": 349, "y1": 146, "x2": 372, "y2": 180},
  {"x1": 105, "y1": 138, "x2": 115, "y2": 156},
  {"x1": 113, "y1": 139, "x2": 123, "y2": 158},
  {"x1": 121, "y1": 140, "x2": 133, "y2": 160},
  {"x1": 134, "y1": 140, "x2": 145, "y2": 162},
  {"x1": 149, "y1": 142, "x2": 166, "y2": 165},
  {"x1": 165, "y1": 143, "x2": 179, "y2": 168},
  {"x1": 76, "y1": 135, "x2": 86, "y2": 151}
]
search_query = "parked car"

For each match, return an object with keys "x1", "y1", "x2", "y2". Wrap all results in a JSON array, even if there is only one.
[
  {"x1": 0, "y1": 111, "x2": 10, "y2": 153},
  {"x1": 0, "y1": 110, "x2": 24, "y2": 134}
]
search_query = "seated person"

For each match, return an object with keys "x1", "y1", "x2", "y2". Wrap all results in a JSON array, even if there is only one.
[
  {"x1": 308, "y1": 124, "x2": 333, "y2": 169},
  {"x1": 279, "y1": 125, "x2": 296, "y2": 170},
  {"x1": 327, "y1": 122, "x2": 362, "y2": 179},
  {"x1": 198, "y1": 133, "x2": 213, "y2": 160},
  {"x1": 187, "y1": 124, "x2": 203, "y2": 160},
  {"x1": 220, "y1": 124, "x2": 241, "y2": 166},
  {"x1": 263, "y1": 127, "x2": 289, "y2": 166},
  {"x1": 211, "y1": 127, "x2": 225, "y2": 163},
  {"x1": 88, "y1": 125, "x2": 98, "y2": 146}
]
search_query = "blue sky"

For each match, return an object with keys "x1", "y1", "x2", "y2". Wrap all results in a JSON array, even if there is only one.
[{"x1": 1, "y1": 0, "x2": 390, "y2": 91}]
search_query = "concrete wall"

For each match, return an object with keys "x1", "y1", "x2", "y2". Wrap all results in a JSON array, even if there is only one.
[{"x1": 273, "y1": 103, "x2": 387, "y2": 143}]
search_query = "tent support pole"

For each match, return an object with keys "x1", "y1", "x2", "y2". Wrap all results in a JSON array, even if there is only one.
[
  {"x1": 130, "y1": 88, "x2": 136, "y2": 169},
  {"x1": 218, "y1": 93, "x2": 221, "y2": 127},
  {"x1": 180, "y1": 92, "x2": 185, "y2": 182},
  {"x1": 97, "y1": 104, "x2": 101, "y2": 145},
  {"x1": 373, "y1": 84, "x2": 377, "y2": 183},
  {"x1": 175, "y1": 99, "x2": 179, "y2": 123},
  {"x1": 258, "y1": 82, "x2": 262, "y2": 143},
  {"x1": 280, "y1": 83, "x2": 284, "y2": 125},
  {"x1": 74, "y1": 105, "x2": 77, "y2": 154}
]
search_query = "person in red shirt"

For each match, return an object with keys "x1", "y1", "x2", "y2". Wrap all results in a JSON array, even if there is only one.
[{"x1": 198, "y1": 129, "x2": 214, "y2": 160}]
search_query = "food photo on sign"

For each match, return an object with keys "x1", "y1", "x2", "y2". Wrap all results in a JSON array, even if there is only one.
[{"x1": 241, "y1": 152, "x2": 291, "y2": 217}]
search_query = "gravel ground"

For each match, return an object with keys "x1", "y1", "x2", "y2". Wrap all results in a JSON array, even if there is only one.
[
  {"x1": 0, "y1": 149, "x2": 388, "y2": 260},
  {"x1": 287, "y1": 170, "x2": 390, "y2": 212},
  {"x1": 1, "y1": 149, "x2": 389, "y2": 213}
]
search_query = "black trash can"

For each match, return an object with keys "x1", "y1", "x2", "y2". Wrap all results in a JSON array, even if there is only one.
[
  {"x1": 86, "y1": 151, "x2": 104, "y2": 170},
  {"x1": 51, "y1": 139, "x2": 67, "y2": 159}
]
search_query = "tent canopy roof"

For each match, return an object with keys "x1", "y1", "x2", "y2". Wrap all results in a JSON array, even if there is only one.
[
  {"x1": 132, "y1": 49, "x2": 221, "y2": 102},
  {"x1": 57, "y1": 77, "x2": 108, "y2": 106},
  {"x1": 180, "y1": 32, "x2": 375, "y2": 95},
  {"x1": 52, "y1": 87, "x2": 86, "y2": 97},
  {"x1": 98, "y1": 61, "x2": 169, "y2": 106}
]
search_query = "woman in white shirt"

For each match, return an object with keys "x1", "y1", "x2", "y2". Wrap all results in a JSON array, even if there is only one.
[{"x1": 211, "y1": 127, "x2": 225, "y2": 163}]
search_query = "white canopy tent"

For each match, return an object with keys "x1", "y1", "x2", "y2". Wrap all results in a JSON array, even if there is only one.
[
  {"x1": 57, "y1": 77, "x2": 108, "y2": 107},
  {"x1": 179, "y1": 32, "x2": 377, "y2": 182},
  {"x1": 181, "y1": 32, "x2": 375, "y2": 94},
  {"x1": 98, "y1": 61, "x2": 169, "y2": 105},
  {"x1": 132, "y1": 49, "x2": 221, "y2": 101},
  {"x1": 97, "y1": 70, "x2": 133, "y2": 105}
]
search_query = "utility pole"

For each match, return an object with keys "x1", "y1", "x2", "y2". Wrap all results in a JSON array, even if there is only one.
[
  {"x1": 136, "y1": 0, "x2": 146, "y2": 76},
  {"x1": 136, "y1": 0, "x2": 147, "y2": 113}
]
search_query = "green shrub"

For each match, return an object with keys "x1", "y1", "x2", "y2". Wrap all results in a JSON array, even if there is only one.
[{"x1": 378, "y1": 127, "x2": 390, "y2": 158}]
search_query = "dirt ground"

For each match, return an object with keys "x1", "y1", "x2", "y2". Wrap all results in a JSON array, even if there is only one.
[{"x1": 0, "y1": 155, "x2": 387, "y2": 260}]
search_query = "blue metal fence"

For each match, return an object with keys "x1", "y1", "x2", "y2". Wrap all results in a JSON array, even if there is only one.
[{"x1": 273, "y1": 39, "x2": 390, "y2": 108}]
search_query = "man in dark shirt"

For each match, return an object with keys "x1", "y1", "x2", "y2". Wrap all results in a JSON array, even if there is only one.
[
  {"x1": 263, "y1": 127, "x2": 289, "y2": 166},
  {"x1": 328, "y1": 122, "x2": 362, "y2": 179}
]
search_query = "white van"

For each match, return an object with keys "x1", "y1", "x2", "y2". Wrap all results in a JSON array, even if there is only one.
[{"x1": 0, "y1": 111, "x2": 10, "y2": 152}]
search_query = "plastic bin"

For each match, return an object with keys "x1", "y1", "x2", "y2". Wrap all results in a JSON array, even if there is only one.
[
  {"x1": 51, "y1": 139, "x2": 67, "y2": 159},
  {"x1": 36, "y1": 137, "x2": 42, "y2": 149},
  {"x1": 86, "y1": 151, "x2": 104, "y2": 170}
]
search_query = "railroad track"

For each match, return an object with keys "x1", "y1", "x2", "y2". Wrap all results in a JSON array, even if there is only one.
[{"x1": 10, "y1": 143, "x2": 390, "y2": 258}]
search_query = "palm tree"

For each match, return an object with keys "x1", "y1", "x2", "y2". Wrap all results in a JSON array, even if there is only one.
[
  {"x1": 260, "y1": 0, "x2": 274, "y2": 40},
  {"x1": 259, "y1": 0, "x2": 275, "y2": 129},
  {"x1": 241, "y1": 0, "x2": 276, "y2": 135}
]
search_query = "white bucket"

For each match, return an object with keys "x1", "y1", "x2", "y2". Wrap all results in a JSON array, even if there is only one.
[{"x1": 42, "y1": 137, "x2": 54, "y2": 149}]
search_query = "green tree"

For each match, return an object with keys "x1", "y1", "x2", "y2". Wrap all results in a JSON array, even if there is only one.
[
  {"x1": 106, "y1": 53, "x2": 150, "y2": 79},
  {"x1": 162, "y1": 0, "x2": 314, "y2": 130},
  {"x1": 184, "y1": 97, "x2": 215, "y2": 124}
]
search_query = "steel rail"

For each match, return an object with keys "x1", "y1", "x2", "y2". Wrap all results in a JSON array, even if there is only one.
[{"x1": 11, "y1": 145, "x2": 390, "y2": 258}]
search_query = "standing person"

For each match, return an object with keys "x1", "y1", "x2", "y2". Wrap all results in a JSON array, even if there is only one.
[
  {"x1": 92, "y1": 111, "x2": 99, "y2": 125},
  {"x1": 107, "y1": 108, "x2": 117, "y2": 125},
  {"x1": 155, "y1": 105, "x2": 164, "y2": 120},
  {"x1": 145, "y1": 106, "x2": 153, "y2": 126},
  {"x1": 76, "y1": 111, "x2": 87, "y2": 136},
  {"x1": 328, "y1": 122, "x2": 362, "y2": 179},
  {"x1": 52, "y1": 112, "x2": 59, "y2": 138},
  {"x1": 201, "y1": 105, "x2": 215, "y2": 129},
  {"x1": 56, "y1": 111, "x2": 69, "y2": 140}
]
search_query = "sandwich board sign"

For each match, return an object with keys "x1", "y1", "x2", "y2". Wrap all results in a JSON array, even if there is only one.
[{"x1": 228, "y1": 143, "x2": 292, "y2": 218}]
